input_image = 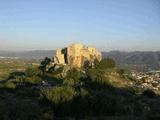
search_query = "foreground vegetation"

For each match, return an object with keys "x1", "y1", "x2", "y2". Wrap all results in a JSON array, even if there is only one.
[{"x1": 0, "y1": 58, "x2": 160, "y2": 120}]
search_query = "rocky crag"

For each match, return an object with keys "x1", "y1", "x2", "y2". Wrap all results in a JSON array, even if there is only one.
[{"x1": 53, "y1": 43, "x2": 102, "y2": 67}]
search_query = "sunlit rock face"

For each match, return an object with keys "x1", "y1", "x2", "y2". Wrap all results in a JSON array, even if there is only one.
[
  {"x1": 54, "y1": 48, "x2": 65, "y2": 64},
  {"x1": 53, "y1": 43, "x2": 102, "y2": 67}
]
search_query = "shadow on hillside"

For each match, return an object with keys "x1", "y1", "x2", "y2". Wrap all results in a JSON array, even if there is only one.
[
  {"x1": 42, "y1": 79, "x2": 160, "y2": 120},
  {"x1": 43, "y1": 74, "x2": 63, "y2": 85},
  {"x1": 1, "y1": 71, "x2": 160, "y2": 120},
  {"x1": 0, "y1": 87, "x2": 42, "y2": 120}
]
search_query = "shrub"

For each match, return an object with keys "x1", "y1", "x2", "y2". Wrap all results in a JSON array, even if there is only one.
[
  {"x1": 97, "y1": 58, "x2": 116, "y2": 69},
  {"x1": 8, "y1": 71, "x2": 25, "y2": 80},
  {"x1": 41, "y1": 86, "x2": 76, "y2": 105},
  {"x1": 63, "y1": 78, "x2": 79, "y2": 86},
  {"x1": 25, "y1": 66, "x2": 40, "y2": 77},
  {"x1": 86, "y1": 68, "x2": 109, "y2": 85},
  {"x1": 94, "y1": 59, "x2": 100, "y2": 68},
  {"x1": 4, "y1": 81, "x2": 16, "y2": 89},
  {"x1": 25, "y1": 76, "x2": 41, "y2": 85},
  {"x1": 24, "y1": 67, "x2": 41, "y2": 85},
  {"x1": 39, "y1": 57, "x2": 51, "y2": 76},
  {"x1": 66, "y1": 68, "x2": 82, "y2": 80}
]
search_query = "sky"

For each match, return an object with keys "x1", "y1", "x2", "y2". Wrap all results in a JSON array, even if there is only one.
[{"x1": 0, "y1": 0, "x2": 160, "y2": 51}]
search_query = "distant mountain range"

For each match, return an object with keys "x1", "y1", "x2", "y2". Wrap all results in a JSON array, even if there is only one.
[
  {"x1": 102, "y1": 51, "x2": 160, "y2": 71},
  {"x1": 0, "y1": 50, "x2": 55, "y2": 59},
  {"x1": 0, "y1": 50, "x2": 160, "y2": 71}
]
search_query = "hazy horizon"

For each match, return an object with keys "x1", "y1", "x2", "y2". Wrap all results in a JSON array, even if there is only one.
[
  {"x1": 1, "y1": 48, "x2": 160, "y2": 53},
  {"x1": 0, "y1": 0, "x2": 160, "y2": 51}
]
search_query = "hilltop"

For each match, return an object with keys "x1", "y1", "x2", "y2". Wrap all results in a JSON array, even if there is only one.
[{"x1": 1, "y1": 50, "x2": 160, "y2": 71}]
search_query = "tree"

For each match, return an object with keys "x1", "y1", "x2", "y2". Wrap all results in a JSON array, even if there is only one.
[{"x1": 39, "y1": 57, "x2": 51, "y2": 76}]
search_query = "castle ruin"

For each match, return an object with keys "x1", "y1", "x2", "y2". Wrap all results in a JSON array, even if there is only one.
[{"x1": 53, "y1": 43, "x2": 102, "y2": 67}]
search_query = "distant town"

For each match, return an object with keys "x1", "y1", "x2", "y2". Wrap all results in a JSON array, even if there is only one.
[{"x1": 130, "y1": 70, "x2": 160, "y2": 94}]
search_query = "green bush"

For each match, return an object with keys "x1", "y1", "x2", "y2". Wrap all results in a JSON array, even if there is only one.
[
  {"x1": 24, "y1": 66, "x2": 41, "y2": 85},
  {"x1": 94, "y1": 59, "x2": 100, "y2": 68},
  {"x1": 25, "y1": 76, "x2": 41, "y2": 85},
  {"x1": 41, "y1": 86, "x2": 76, "y2": 105},
  {"x1": 8, "y1": 71, "x2": 25, "y2": 80},
  {"x1": 63, "y1": 78, "x2": 79, "y2": 86},
  {"x1": 87, "y1": 68, "x2": 109, "y2": 85},
  {"x1": 25, "y1": 66, "x2": 40, "y2": 77},
  {"x1": 97, "y1": 58, "x2": 116, "y2": 69},
  {"x1": 66, "y1": 68, "x2": 82, "y2": 80},
  {"x1": 4, "y1": 81, "x2": 16, "y2": 89}
]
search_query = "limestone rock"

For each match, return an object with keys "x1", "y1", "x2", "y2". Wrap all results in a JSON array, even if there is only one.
[{"x1": 53, "y1": 43, "x2": 102, "y2": 67}]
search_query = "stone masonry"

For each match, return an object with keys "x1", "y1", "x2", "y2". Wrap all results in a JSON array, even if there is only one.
[{"x1": 53, "y1": 43, "x2": 102, "y2": 67}]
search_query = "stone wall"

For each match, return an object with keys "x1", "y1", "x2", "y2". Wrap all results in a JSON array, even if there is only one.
[
  {"x1": 54, "y1": 48, "x2": 65, "y2": 64},
  {"x1": 53, "y1": 43, "x2": 102, "y2": 67}
]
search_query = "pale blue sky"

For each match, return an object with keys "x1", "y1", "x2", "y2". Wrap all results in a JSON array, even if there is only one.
[{"x1": 0, "y1": 0, "x2": 160, "y2": 51}]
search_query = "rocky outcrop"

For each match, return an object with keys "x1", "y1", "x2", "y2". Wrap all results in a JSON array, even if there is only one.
[{"x1": 53, "y1": 43, "x2": 102, "y2": 67}]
